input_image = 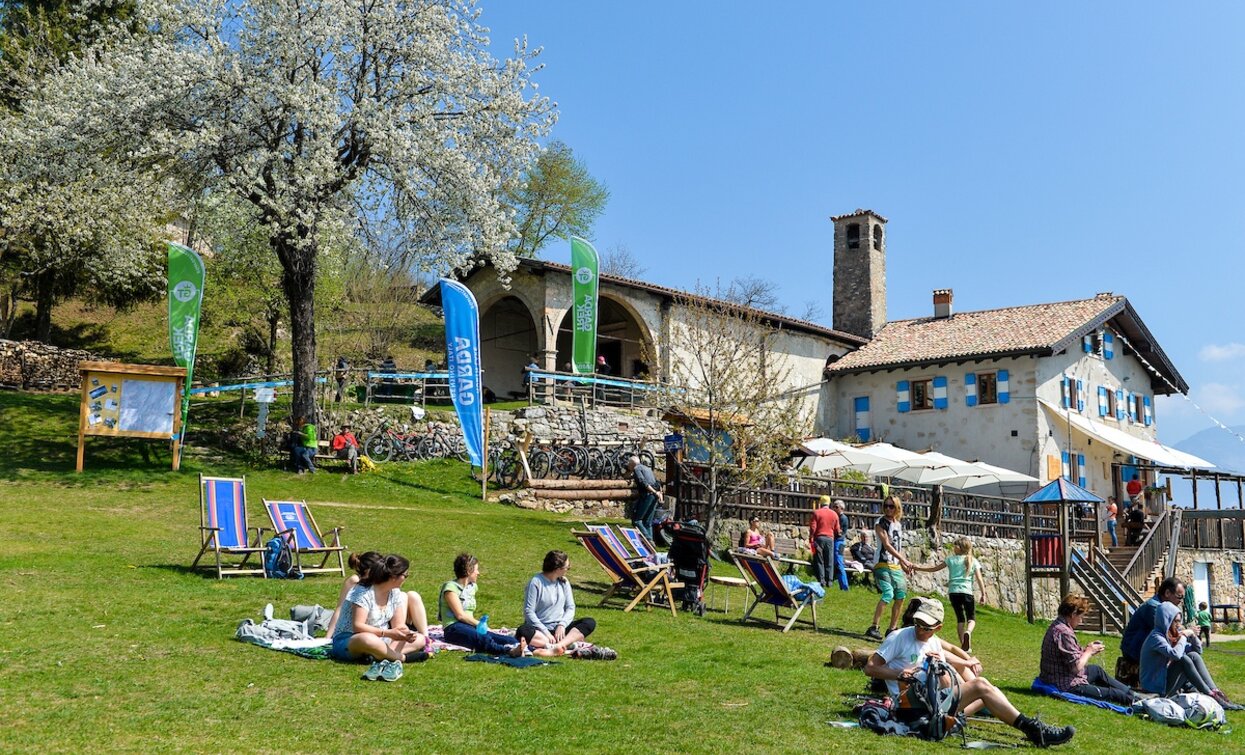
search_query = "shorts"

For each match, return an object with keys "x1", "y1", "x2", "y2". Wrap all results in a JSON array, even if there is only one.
[
  {"x1": 874, "y1": 563, "x2": 906, "y2": 603},
  {"x1": 328, "y1": 633, "x2": 363, "y2": 662},
  {"x1": 950, "y1": 592, "x2": 976, "y2": 622}
]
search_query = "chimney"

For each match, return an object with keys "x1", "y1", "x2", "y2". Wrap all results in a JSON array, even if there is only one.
[
  {"x1": 933, "y1": 289, "x2": 953, "y2": 319},
  {"x1": 831, "y1": 209, "x2": 888, "y2": 339}
]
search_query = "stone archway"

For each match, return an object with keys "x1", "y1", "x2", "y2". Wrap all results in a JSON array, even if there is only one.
[
  {"x1": 480, "y1": 295, "x2": 539, "y2": 399},
  {"x1": 554, "y1": 295, "x2": 654, "y2": 378}
]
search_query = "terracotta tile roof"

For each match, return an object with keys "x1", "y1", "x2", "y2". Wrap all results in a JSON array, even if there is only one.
[{"x1": 826, "y1": 294, "x2": 1125, "y2": 373}]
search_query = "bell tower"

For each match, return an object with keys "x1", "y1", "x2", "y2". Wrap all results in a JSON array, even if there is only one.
[{"x1": 831, "y1": 209, "x2": 887, "y2": 339}]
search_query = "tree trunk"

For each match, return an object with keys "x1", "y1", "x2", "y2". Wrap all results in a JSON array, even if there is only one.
[
  {"x1": 33, "y1": 270, "x2": 56, "y2": 343},
  {"x1": 276, "y1": 237, "x2": 318, "y2": 423},
  {"x1": 266, "y1": 311, "x2": 280, "y2": 375}
]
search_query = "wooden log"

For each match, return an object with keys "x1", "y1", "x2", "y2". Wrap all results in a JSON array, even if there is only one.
[
  {"x1": 528, "y1": 478, "x2": 633, "y2": 491},
  {"x1": 829, "y1": 646, "x2": 873, "y2": 670},
  {"x1": 534, "y1": 489, "x2": 633, "y2": 501}
]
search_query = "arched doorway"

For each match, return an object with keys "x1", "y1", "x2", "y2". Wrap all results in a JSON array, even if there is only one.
[
  {"x1": 480, "y1": 296, "x2": 538, "y2": 400},
  {"x1": 554, "y1": 296, "x2": 653, "y2": 378}
]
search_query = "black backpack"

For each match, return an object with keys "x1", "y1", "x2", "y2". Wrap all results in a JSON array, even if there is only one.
[{"x1": 901, "y1": 656, "x2": 964, "y2": 741}]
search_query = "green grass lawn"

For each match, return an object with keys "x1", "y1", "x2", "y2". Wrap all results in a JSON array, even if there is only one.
[{"x1": 2, "y1": 391, "x2": 1243, "y2": 753}]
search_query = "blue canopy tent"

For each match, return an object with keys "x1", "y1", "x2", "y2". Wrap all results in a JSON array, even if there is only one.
[{"x1": 1022, "y1": 478, "x2": 1104, "y2": 504}]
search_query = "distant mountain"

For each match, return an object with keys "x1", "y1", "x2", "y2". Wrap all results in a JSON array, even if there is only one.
[{"x1": 1173, "y1": 425, "x2": 1245, "y2": 474}]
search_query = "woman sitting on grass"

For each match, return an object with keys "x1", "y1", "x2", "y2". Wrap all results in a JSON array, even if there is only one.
[
  {"x1": 517, "y1": 550, "x2": 614, "y2": 659},
  {"x1": 440, "y1": 553, "x2": 556, "y2": 657},
  {"x1": 327, "y1": 553, "x2": 426, "y2": 682},
  {"x1": 326, "y1": 551, "x2": 429, "y2": 641},
  {"x1": 1140, "y1": 601, "x2": 1239, "y2": 709}
]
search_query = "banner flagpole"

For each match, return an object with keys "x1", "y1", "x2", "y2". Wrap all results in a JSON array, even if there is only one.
[
  {"x1": 439, "y1": 279, "x2": 486, "y2": 481},
  {"x1": 482, "y1": 407, "x2": 491, "y2": 500},
  {"x1": 167, "y1": 242, "x2": 206, "y2": 451}
]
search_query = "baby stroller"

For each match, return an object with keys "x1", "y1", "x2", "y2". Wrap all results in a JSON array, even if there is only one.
[{"x1": 666, "y1": 520, "x2": 709, "y2": 616}]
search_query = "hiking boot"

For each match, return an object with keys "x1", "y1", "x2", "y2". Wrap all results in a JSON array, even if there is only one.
[
  {"x1": 1017, "y1": 715, "x2": 1074, "y2": 747},
  {"x1": 362, "y1": 661, "x2": 384, "y2": 681},
  {"x1": 379, "y1": 660, "x2": 404, "y2": 682},
  {"x1": 1212, "y1": 690, "x2": 1244, "y2": 711},
  {"x1": 864, "y1": 626, "x2": 883, "y2": 641}
]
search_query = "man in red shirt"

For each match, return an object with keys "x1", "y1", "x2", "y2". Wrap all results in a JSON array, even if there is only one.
[
  {"x1": 1125, "y1": 474, "x2": 1143, "y2": 506},
  {"x1": 808, "y1": 495, "x2": 841, "y2": 587}
]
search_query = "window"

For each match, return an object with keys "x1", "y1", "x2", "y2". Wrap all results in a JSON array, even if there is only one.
[
  {"x1": 1131, "y1": 393, "x2": 1143, "y2": 422},
  {"x1": 1106, "y1": 389, "x2": 1117, "y2": 420},
  {"x1": 1234, "y1": 562, "x2": 1242, "y2": 586},
  {"x1": 911, "y1": 378, "x2": 934, "y2": 411},
  {"x1": 977, "y1": 372, "x2": 998, "y2": 404},
  {"x1": 872, "y1": 224, "x2": 883, "y2": 250},
  {"x1": 846, "y1": 223, "x2": 860, "y2": 249}
]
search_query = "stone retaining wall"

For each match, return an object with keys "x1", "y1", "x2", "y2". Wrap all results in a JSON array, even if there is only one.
[
  {"x1": 0, "y1": 339, "x2": 103, "y2": 390},
  {"x1": 1173, "y1": 548, "x2": 1245, "y2": 626}
]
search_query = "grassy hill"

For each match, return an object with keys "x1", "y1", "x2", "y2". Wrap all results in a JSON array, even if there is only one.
[{"x1": 2, "y1": 391, "x2": 1243, "y2": 752}]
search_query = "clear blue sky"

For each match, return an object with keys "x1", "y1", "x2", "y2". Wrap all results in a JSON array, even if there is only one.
[{"x1": 483, "y1": 2, "x2": 1245, "y2": 446}]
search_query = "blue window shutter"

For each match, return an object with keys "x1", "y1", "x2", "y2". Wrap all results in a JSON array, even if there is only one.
[
  {"x1": 1061, "y1": 451, "x2": 1070, "y2": 481},
  {"x1": 1098, "y1": 386, "x2": 1108, "y2": 417},
  {"x1": 1127, "y1": 391, "x2": 1136, "y2": 423},
  {"x1": 1116, "y1": 389, "x2": 1125, "y2": 420},
  {"x1": 1083, "y1": 335, "x2": 1093, "y2": 353},
  {"x1": 1104, "y1": 332, "x2": 1115, "y2": 360},
  {"x1": 965, "y1": 373, "x2": 977, "y2": 407},
  {"x1": 1077, "y1": 454, "x2": 1086, "y2": 488},
  {"x1": 997, "y1": 369, "x2": 1010, "y2": 404},
  {"x1": 897, "y1": 380, "x2": 910, "y2": 413},
  {"x1": 1061, "y1": 376, "x2": 1070, "y2": 409},
  {"x1": 1143, "y1": 395, "x2": 1153, "y2": 426},
  {"x1": 1076, "y1": 380, "x2": 1085, "y2": 413},
  {"x1": 933, "y1": 375, "x2": 948, "y2": 410},
  {"x1": 854, "y1": 396, "x2": 871, "y2": 442}
]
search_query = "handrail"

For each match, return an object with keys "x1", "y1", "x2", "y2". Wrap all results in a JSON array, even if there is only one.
[
  {"x1": 1069, "y1": 550, "x2": 1127, "y2": 632},
  {"x1": 1091, "y1": 545, "x2": 1143, "y2": 608},
  {"x1": 1120, "y1": 508, "x2": 1169, "y2": 594},
  {"x1": 1164, "y1": 508, "x2": 1182, "y2": 579}
]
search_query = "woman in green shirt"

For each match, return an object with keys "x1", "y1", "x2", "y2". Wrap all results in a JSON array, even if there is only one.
[
  {"x1": 439, "y1": 553, "x2": 527, "y2": 657},
  {"x1": 915, "y1": 537, "x2": 986, "y2": 652}
]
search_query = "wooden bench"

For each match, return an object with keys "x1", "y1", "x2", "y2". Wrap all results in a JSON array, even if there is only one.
[
  {"x1": 314, "y1": 440, "x2": 350, "y2": 470},
  {"x1": 772, "y1": 536, "x2": 812, "y2": 574}
]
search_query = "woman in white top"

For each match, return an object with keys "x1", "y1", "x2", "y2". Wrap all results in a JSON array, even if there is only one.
[
  {"x1": 328, "y1": 554, "x2": 426, "y2": 681},
  {"x1": 326, "y1": 551, "x2": 429, "y2": 641}
]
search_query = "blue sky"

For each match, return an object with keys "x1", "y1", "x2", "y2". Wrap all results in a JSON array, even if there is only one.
[{"x1": 483, "y1": 2, "x2": 1245, "y2": 445}]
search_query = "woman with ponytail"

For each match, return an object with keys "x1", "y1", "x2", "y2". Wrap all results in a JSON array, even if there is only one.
[
  {"x1": 327, "y1": 553, "x2": 426, "y2": 681},
  {"x1": 327, "y1": 551, "x2": 429, "y2": 641},
  {"x1": 914, "y1": 536, "x2": 986, "y2": 652}
]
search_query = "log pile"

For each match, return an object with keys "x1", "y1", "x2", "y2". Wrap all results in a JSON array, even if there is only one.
[
  {"x1": 828, "y1": 646, "x2": 873, "y2": 670},
  {"x1": 527, "y1": 478, "x2": 633, "y2": 501},
  {"x1": 0, "y1": 339, "x2": 103, "y2": 390}
]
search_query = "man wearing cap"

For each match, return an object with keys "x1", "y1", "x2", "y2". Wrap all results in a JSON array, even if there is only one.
[
  {"x1": 807, "y1": 496, "x2": 841, "y2": 587},
  {"x1": 865, "y1": 598, "x2": 1075, "y2": 747}
]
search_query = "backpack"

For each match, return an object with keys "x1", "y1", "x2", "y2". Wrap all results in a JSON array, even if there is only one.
[
  {"x1": 898, "y1": 656, "x2": 965, "y2": 741},
  {"x1": 1134, "y1": 697, "x2": 1186, "y2": 726},
  {"x1": 1172, "y1": 693, "x2": 1226, "y2": 730},
  {"x1": 263, "y1": 536, "x2": 301, "y2": 579}
]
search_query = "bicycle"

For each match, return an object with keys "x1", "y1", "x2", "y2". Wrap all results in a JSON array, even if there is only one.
[
  {"x1": 471, "y1": 440, "x2": 522, "y2": 488},
  {"x1": 362, "y1": 421, "x2": 421, "y2": 463}
]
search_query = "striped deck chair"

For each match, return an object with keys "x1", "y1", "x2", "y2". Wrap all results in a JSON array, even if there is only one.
[
  {"x1": 584, "y1": 522, "x2": 639, "y2": 560},
  {"x1": 263, "y1": 499, "x2": 346, "y2": 577},
  {"x1": 572, "y1": 530, "x2": 682, "y2": 617},
  {"x1": 193, "y1": 474, "x2": 267, "y2": 579},
  {"x1": 618, "y1": 526, "x2": 667, "y2": 563},
  {"x1": 733, "y1": 551, "x2": 821, "y2": 633}
]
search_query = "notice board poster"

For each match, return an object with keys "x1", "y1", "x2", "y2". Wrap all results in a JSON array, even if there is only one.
[{"x1": 77, "y1": 361, "x2": 187, "y2": 472}]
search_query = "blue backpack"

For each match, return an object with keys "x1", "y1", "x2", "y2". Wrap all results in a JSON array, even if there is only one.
[{"x1": 263, "y1": 536, "x2": 301, "y2": 579}]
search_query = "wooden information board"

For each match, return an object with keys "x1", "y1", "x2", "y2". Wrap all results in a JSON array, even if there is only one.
[{"x1": 76, "y1": 361, "x2": 187, "y2": 472}]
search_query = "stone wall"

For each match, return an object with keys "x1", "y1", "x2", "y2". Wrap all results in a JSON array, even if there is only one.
[
  {"x1": 1173, "y1": 547, "x2": 1245, "y2": 626},
  {"x1": 0, "y1": 339, "x2": 103, "y2": 390}
]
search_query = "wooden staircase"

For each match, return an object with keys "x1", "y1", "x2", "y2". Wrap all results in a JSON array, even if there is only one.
[{"x1": 1080, "y1": 545, "x2": 1158, "y2": 631}]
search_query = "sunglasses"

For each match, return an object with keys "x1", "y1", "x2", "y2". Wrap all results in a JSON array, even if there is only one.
[
  {"x1": 883, "y1": 503, "x2": 896, "y2": 510},
  {"x1": 914, "y1": 620, "x2": 942, "y2": 631}
]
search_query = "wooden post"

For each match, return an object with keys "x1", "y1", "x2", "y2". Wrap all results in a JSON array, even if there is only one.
[
  {"x1": 1216, "y1": 474, "x2": 1225, "y2": 549},
  {"x1": 171, "y1": 376, "x2": 184, "y2": 471},
  {"x1": 1059, "y1": 503, "x2": 1071, "y2": 600},
  {"x1": 1191, "y1": 469, "x2": 1198, "y2": 510},
  {"x1": 480, "y1": 407, "x2": 491, "y2": 501},
  {"x1": 75, "y1": 371, "x2": 90, "y2": 473},
  {"x1": 1024, "y1": 502, "x2": 1034, "y2": 624}
]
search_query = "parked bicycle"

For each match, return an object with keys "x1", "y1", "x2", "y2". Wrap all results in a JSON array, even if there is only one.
[{"x1": 471, "y1": 440, "x2": 522, "y2": 488}]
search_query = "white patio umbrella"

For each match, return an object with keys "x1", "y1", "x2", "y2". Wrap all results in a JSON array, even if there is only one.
[
  {"x1": 845, "y1": 442, "x2": 927, "y2": 477},
  {"x1": 939, "y1": 460, "x2": 1038, "y2": 490},
  {"x1": 887, "y1": 450, "x2": 989, "y2": 486},
  {"x1": 794, "y1": 438, "x2": 904, "y2": 476}
]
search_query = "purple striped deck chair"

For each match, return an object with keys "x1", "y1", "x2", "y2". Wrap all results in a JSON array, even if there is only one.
[
  {"x1": 733, "y1": 551, "x2": 820, "y2": 633},
  {"x1": 193, "y1": 474, "x2": 267, "y2": 579},
  {"x1": 263, "y1": 499, "x2": 346, "y2": 577},
  {"x1": 584, "y1": 523, "x2": 639, "y2": 560},
  {"x1": 572, "y1": 530, "x2": 682, "y2": 616}
]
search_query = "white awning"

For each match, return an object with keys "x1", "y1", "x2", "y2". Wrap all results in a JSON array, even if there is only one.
[{"x1": 1039, "y1": 401, "x2": 1214, "y2": 470}]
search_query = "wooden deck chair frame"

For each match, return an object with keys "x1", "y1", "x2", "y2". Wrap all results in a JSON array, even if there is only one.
[
  {"x1": 583, "y1": 522, "x2": 639, "y2": 560},
  {"x1": 193, "y1": 474, "x2": 267, "y2": 579},
  {"x1": 572, "y1": 530, "x2": 682, "y2": 617},
  {"x1": 617, "y1": 525, "x2": 660, "y2": 561},
  {"x1": 262, "y1": 499, "x2": 347, "y2": 576},
  {"x1": 733, "y1": 551, "x2": 820, "y2": 633}
]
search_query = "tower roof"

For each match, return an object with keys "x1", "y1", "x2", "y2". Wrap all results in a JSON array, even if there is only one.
[{"x1": 830, "y1": 208, "x2": 888, "y2": 223}]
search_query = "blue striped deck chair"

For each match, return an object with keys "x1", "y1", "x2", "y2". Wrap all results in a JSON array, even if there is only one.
[
  {"x1": 193, "y1": 474, "x2": 267, "y2": 579},
  {"x1": 734, "y1": 551, "x2": 820, "y2": 633},
  {"x1": 572, "y1": 530, "x2": 682, "y2": 617},
  {"x1": 263, "y1": 499, "x2": 346, "y2": 577},
  {"x1": 618, "y1": 526, "x2": 667, "y2": 564},
  {"x1": 584, "y1": 523, "x2": 639, "y2": 560}
]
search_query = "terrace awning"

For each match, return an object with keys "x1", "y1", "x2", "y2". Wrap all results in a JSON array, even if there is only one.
[{"x1": 1039, "y1": 401, "x2": 1214, "y2": 470}]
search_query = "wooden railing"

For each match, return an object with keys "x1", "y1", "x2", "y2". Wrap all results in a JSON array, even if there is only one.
[
  {"x1": 1179, "y1": 509, "x2": 1245, "y2": 550},
  {"x1": 1165, "y1": 508, "x2": 1182, "y2": 579},
  {"x1": 1121, "y1": 508, "x2": 1171, "y2": 596}
]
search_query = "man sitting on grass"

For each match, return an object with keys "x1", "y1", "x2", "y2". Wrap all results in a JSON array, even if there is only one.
[{"x1": 865, "y1": 598, "x2": 1075, "y2": 748}]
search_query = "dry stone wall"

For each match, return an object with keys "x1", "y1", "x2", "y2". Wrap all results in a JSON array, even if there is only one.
[
  {"x1": 1173, "y1": 548, "x2": 1245, "y2": 627},
  {"x1": 0, "y1": 339, "x2": 103, "y2": 390}
]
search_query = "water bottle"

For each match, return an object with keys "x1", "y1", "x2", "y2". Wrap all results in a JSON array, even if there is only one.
[{"x1": 476, "y1": 614, "x2": 489, "y2": 636}]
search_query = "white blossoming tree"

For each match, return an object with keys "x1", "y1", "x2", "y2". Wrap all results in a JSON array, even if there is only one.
[{"x1": 8, "y1": 0, "x2": 554, "y2": 419}]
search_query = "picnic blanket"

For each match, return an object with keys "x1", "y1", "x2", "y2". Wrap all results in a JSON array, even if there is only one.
[
  {"x1": 465, "y1": 653, "x2": 557, "y2": 668},
  {"x1": 1030, "y1": 677, "x2": 1133, "y2": 715}
]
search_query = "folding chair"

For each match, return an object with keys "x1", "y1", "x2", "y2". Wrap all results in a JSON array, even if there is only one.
[
  {"x1": 572, "y1": 530, "x2": 683, "y2": 617},
  {"x1": 262, "y1": 499, "x2": 347, "y2": 576},
  {"x1": 193, "y1": 474, "x2": 267, "y2": 578},
  {"x1": 618, "y1": 525, "x2": 668, "y2": 564},
  {"x1": 733, "y1": 551, "x2": 821, "y2": 632},
  {"x1": 584, "y1": 522, "x2": 638, "y2": 560}
]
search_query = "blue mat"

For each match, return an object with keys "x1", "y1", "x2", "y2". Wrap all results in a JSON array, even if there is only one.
[
  {"x1": 1031, "y1": 677, "x2": 1132, "y2": 714},
  {"x1": 465, "y1": 653, "x2": 557, "y2": 668}
]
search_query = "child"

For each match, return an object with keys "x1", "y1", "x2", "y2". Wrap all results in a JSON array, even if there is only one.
[
  {"x1": 1196, "y1": 601, "x2": 1212, "y2": 647},
  {"x1": 915, "y1": 536, "x2": 986, "y2": 652}
]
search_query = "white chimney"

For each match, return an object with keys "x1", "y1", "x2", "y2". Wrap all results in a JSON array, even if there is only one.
[{"x1": 933, "y1": 289, "x2": 953, "y2": 319}]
